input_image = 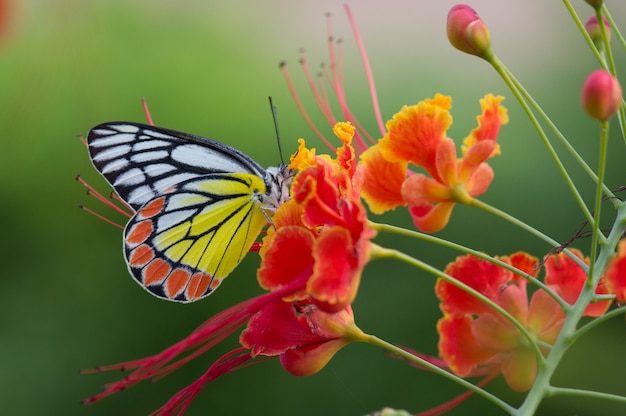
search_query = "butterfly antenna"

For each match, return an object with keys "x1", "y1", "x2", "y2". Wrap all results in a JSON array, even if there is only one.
[{"x1": 269, "y1": 96, "x2": 286, "y2": 165}]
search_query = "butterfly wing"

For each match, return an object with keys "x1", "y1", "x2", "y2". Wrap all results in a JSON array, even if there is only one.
[
  {"x1": 87, "y1": 122, "x2": 266, "y2": 210},
  {"x1": 124, "y1": 172, "x2": 269, "y2": 302}
]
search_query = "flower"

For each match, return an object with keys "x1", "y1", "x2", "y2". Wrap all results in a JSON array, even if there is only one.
[
  {"x1": 240, "y1": 298, "x2": 363, "y2": 376},
  {"x1": 446, "y1": 4, "x2": 492, "y2": 59},
  {"x1": 259, "y1": 122, "x2": 375, "y2": 313},
  {"x1": 361, "y1": 94, "x2": 508, "y2": 233},
  {"x1": 581, "y1": 70, "x2": 622, "y2": 121},
  {"x1": 436, "y1": 249, "x2": 610, "y2": 392}
]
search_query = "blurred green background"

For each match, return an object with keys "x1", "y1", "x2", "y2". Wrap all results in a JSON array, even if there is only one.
[{"x1": 1, "y1": 0, "x2": 625, "y2": 415}]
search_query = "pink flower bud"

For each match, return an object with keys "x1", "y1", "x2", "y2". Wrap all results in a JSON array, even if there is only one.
[
  {"x1": 446, "y1": 4, "x2": 491, "y2": 58},
  {"x1": 585, "y1": 15, "x2": 610, "y2": 45},
  {"x1": 581, "y1": 70, "x2": 622, "y2": 121}
]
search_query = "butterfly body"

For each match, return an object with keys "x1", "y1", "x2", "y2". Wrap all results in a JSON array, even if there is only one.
[{"x1": 87, "y1": 122, "x2": 292, "y2": 302}]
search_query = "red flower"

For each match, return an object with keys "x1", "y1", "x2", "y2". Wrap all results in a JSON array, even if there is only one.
[
  {"x1": 241, "y1": 298, "x2": 360, "y2": 376},
  {"x1": 260, "y1": 122, "x2": 375, "y2": 313},
  {"x1": 436, "y1": 249, "x2": 610, "y2": 392}
]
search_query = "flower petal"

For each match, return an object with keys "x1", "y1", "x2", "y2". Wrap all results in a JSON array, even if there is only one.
[
  {"x1": 438, "y1": 315, "x2": 495, "y2": 377},
  {"x1": 402, "y1": 174, "x2": 453, "y2": 206},
  {"x1": 437, "y1": 254, "x2": 513, "y2": 315},
  {"x1": 605, "y1": 239, "x2": 626, "y2": 304},
  {"x1": 359, "y1": 144, "x2": 407, "y2": 214},
  {"x1": 308, "y1": 226, "x2": 363, "y2": 312},
  {"x1": 500, "y1": 348, "x2": 537, "y2": 392},
  {"x1": 258, "y1": 226, "x2": 315, "y2": 291},
  {"x1": 379, "y1": 94, "x2": 452, "y2": 179},
  {"x1": 408, "y1": 201, "x2": 455, "y2": 233}
]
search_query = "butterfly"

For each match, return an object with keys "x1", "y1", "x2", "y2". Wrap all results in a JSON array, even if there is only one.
[{"x1": 87, "y1": 122, "x2": 293, "y2": 303}]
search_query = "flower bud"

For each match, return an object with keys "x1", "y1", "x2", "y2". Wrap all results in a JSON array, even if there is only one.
[
  {"x1": 585, "y1": 15, "x2": 610, "y2": 47},
  {"x1": 581, "y1": 70, "x2": 622, "y2": 121},
  {"x1": 446, "y1": 5, "x2": 491, "y2": 58}
]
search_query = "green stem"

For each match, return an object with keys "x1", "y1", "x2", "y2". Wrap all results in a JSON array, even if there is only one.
[
  {"x1": 487, "y1": 54, "x2": 596, "y2": 225},
  {"x1": 363, "y1": 333, "x2": 517, "y2": 414},
  {"x1": 516, "y1": 202, "x2": 626, "y2": 414},
  {"x1": 369, "y1": 220, "x2": 568, "y2": 308},
  {"x1": 572, "y1": 305, "x2": 626, "y2": 343},
  {"x1": 548, "y1": 386, "x2": 626, "y2": 403},
  {"x1": 504, "y1": 69, "x2": 617, "y2": 207},
  {"x1": 587, "y1": 121, "x2": 610, "y2": 284},
  {"x1": 467, "y1": 198, "x2": 589, "y2": 271},
  {"x1": 371, "y1": 244, "x2": 546, "y2": 366}
]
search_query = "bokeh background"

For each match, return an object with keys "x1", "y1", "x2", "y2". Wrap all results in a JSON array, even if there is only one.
[{"x1": 1, "y1": 0, "x2": 625, "y2": 414}]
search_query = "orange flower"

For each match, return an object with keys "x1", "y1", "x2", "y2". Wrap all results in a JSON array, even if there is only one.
[{"x1": 361, "y1": 94, "x2": 508, "y2": 232}]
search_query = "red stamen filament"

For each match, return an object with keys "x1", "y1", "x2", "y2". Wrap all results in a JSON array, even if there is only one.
[
  {"x1": 142, "y1": 98, "x2": 154, "y2": 126},
  {"x1": 344, "y1": 4, "x2": 385, "y2": 138},
  {"x1": 280, "y1": 61, "x2": 336, "y2": 151},
  {"x1": 76, "y1": 175, "x2": 133, "y2": 218},
  {"x1": 78, "y1": 205, "x2": 124, "y2": 230}
]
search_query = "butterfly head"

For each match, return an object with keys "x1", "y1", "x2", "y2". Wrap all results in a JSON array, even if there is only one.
[{"x1": 260, "y1": 165, "x2": 294, "y2": 212}]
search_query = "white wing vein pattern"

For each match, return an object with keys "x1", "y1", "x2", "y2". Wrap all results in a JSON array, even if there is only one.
[{"x1": 87, "y1": 122, "x2": 266, "y2": 210}]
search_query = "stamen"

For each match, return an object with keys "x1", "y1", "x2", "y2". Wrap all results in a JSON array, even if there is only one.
[
  {"x1": 280, "y1": 61, "x2": 336, "y2": 151},
  {"x1": 77, "y1": 134, "x2": 87, "y2": 148},
  {"x1": 76, "y1": 175, "x2": 133, "y2": 218},
  {"x1": 325, "y1": 17, "x2": 370, "y2": 152},
  {"x1": 78, "y1": 205, "x2": 124, "y2": 230},
  {"x1": 141, "y1": 98, "x2": 154, "y2": 126},
  {"x1": 344, "y1": 4, "x2": 385, "y2": 138},
  {"x1": 301, "y1": 52, "x2": 336, "y2": 127},
  {"x1": 109, "y1": 191, "x2": 134, "y2": 214}
]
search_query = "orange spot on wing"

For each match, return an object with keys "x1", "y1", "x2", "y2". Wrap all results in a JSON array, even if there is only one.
[
  {"x1": 142, "y1": 258, "x2": 172, "y2": 286},
  {"x1": 165, "y1": 268, "x2": 191, "y2": 299},
  {"x1": 139, "y1": 197, "x2": 166, "y2": 219},
  {"x1": 129, "y1": 244, "x2": 155, "y2": 267},
  {"x1": 185, "y1": 273, "x2": 215, "y2": 301},
  {"x1": 126, "y1": 220, "x2": 153, "y2": 246}
]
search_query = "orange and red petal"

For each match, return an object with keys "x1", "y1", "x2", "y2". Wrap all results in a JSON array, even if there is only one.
[
  {"x1": 438, "y1": 315, "x2": 496, "y2": 377},
  {"x1": 527, "y1": 289, "x2": 565, "y2": 344},
  {"x1": 408, "y1": 202, "x2": 456, "y2": 233},
  {"x1": 437, "y1": 254, "x2": 514, "y2": 315},
  {"x1": 379, "y1": 95, "x2": 452, "y2": 178},
  {"x1": 402, "y1": 174, "x2": 453, "y2": 206},
  {"x1": 606, "y1": 239, "x2": 626, "y2": 304},
  {"x1": 500, "y1": 347, "x2": 537, "y2": 392},
  {"x1": 280, "y1": 338, "x2": 349, "y2": 376},
  {"x1": 458, "y1": 140, "x2": 495, "y2": 183},
  {"x1": 257, "y1": 225, "x2": 315, "y2": 292},
  {"x1": 359, "y1": 145, "x2": 407, "y2": 214},
  {"x1": 462, "y1": 94, "x2": 508, "y2": 156},
  {"x1": 435, "y1": 138, "x2": 459, "y2": 187},
  {"x1": 240, "y1": 300, "x2": 305, "y2": 356},
  {"x1": 544, "y1": 249, "x2": 588, "y2": 305},
  {"x1": 307, "y1": 226, "x2": 364, "y2": 312},
  {"x1": 509, "y1": 252, "x2": 540, "y2": 279}
]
